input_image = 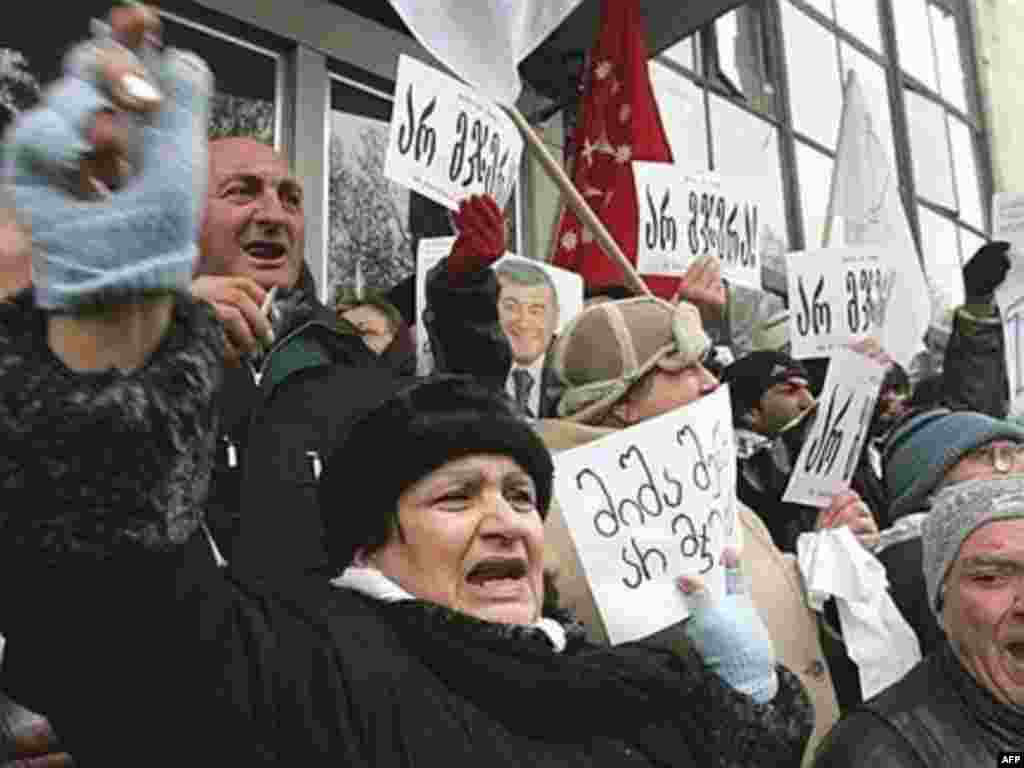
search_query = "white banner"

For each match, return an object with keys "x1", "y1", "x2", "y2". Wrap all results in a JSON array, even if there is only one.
[
  {"x1": 994, "y1": 193, "x2": 1024, "y2": 417},
  {"x1": 633, "y1": 164, "x2": 762, "y2": 290},
  {"x1": 993, "y1": 192, "x2": 1024, "y2": 254},
  {"x1": 783, "y1": 348, "x2": 886, "y2": 506},
  {"x1": 387, "y1": 0, "x2": 584, "y2": 105},
  {"x1": 414, "y1": 236, "x2": 457, "y2": 376},
  {"x1": 551, "y1": 386, "x2": 739, "y2": 645},
  {"x1": 384, "y1": 55, "x2": 523, "y2": 212},
  {"x1": 786, "y1": 246, "x2": 893, "y2": 359}
]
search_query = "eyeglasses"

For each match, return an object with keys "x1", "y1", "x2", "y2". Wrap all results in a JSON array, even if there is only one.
[{"x1": 960, "y1": 442, "x2": 1024, "y2": 473}]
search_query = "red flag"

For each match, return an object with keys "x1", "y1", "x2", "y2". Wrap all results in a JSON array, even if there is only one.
[{"x1": 549, "y1": 0, "x2": 676, "y2": 298}]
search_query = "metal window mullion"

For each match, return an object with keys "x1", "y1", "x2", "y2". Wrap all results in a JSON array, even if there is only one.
[
  {"x1": 959, "y1": 0, "x2": 995, "y2": 234},
  {"x1": 284, "y1": 45, "x2": 330, "y2": 301},
  {"x1": 764, "y1": 0, "x2": 806, "y2": 254},
  {"x1": 877, "y1": 0, "x2": 924, "y2": 263}
]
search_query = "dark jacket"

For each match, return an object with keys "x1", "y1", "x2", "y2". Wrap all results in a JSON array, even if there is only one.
[
  {"x1": 204, "y1": 265, "x2": 402, "y2": 578},
  {"x1": 942, "y1": 305, "x2": 1008, "y2": 419},
  {"x1": 813, "y1": 638, "x2": 1024, "y2": 767},
  {"x1": 0, "y1": 292, "x2": 813, "y2": 767},
  {"x1": 425, "y1": 258, "x2": 563, "y2": 417}
]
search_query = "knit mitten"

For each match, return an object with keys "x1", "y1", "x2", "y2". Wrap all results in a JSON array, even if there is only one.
[
  {"x1": 447, "y1": 194, "x2": 506, "y2": 285},
  {"x1": 3, "y1": 23, "x2": 212, "y2": 310},
  {"x1": 683, "y1": 562, "x2": 779, "y2": 703}
]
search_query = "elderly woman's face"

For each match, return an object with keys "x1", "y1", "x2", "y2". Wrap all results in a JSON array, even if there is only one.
[{"x1": 368, "y1": 453, "x2": 545, "y2": 625}]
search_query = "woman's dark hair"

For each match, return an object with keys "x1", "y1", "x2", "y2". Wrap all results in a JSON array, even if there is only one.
[{"x1": 318, "y1": 375, "x2": 554, "y2": 572}]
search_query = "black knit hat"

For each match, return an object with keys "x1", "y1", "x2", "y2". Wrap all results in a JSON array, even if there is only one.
[
  {"x1": 720, "y1": 350, "x2": 810, "y2": 423},
  {"x1": 318, "y1": 375, "x2": 555, "y2": 571}
]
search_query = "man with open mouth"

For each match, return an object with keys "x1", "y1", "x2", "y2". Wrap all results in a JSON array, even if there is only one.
[{"x1": 814, "y1": 474, "x2": 1024, "y2": 767}]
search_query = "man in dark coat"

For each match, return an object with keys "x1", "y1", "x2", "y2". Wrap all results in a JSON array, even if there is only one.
[{"x1": 814, "y1": 476, "x2": 1024, "y2": 767}]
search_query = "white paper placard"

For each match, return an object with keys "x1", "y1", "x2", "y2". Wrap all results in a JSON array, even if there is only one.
[
  {"x1": 414, "y1": 236, "x2": 457, "y2": 376},
  {"x1": 782, "y1": 348, "x2": 886, "y2": 506},
  {"x1": 551, "y1": 386, "x2": 739, "y2": 645},
  {"x1": 384, "y1": 55, "x2": 523, "y2": 211},
  {"x1": 993, "y1": 192, "x2": 1024, "y2": 253},
  {"x1": 493, "y1": 255, "x2": 584, "y2": 334},
  {"x1": 996, "y1": 268, "x2": 1024, "y2": 418},
  {"x1": 633, "y1": 164, "x2": 763, "y2": 290},
  {"x1": 786, "y1": 246, "x2": 893, "y2": 359}
]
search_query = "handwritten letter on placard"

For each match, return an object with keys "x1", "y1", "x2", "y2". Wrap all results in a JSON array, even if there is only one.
[
  {"x1": 782, "y1": 348, "x2": 885, "y2": 506},
  {"x1": 384, "y1": 55, "x2": 523, "y2": 211},
  {"x1": 633, "y1": 164, "x2": 762, "y2": 290},
  {"x1": 551, "y1": 387, "x2": 739, "y2": 645},
  {"x1": 786, "y1": 246, "x2": 892, "y2": 359}
]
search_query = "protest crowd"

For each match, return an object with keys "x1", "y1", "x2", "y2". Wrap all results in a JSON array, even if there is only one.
[{"x1": 0, "y1": 4, "x2": 1022, "y2": 767}]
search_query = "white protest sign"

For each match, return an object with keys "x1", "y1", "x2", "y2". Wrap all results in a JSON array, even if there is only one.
[
  {"x1": 633, "y1": 163, "x2": 763, "y2": 290},
  {"x1": 384, "y1": 55, "x2": 523, "y2": 212},
  {"x1": 994, "y1": 192, "x2": 1024, "y2": 253},
  {"x1": 493, "y1": 255, "x2": 584, "y2": 334},
  {"x1": 786, "y1": 246, "x2": 892, "y2": 359},
  {"x1": 414, "y1": 236, "x2": 457, "y2": 376},
  {"x1": 782, "y1": 348, "x2": 886, "y2": 507},
  {"x1": 551, "y1": 386, "x2": 738, "y2": 645}
]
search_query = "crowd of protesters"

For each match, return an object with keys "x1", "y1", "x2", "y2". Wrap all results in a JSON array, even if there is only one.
[{"x1": 0, "y1": 6, "x2": 1021, "y2": 767}]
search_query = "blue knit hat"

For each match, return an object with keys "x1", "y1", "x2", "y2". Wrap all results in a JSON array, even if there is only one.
[{"x1": 883, "y1": 408, "x2": 1024, "y2": 519}]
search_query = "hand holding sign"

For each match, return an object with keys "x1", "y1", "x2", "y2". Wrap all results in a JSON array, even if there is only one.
[
  {"x1": 680, "y1": 547, "x2": 778, "y2": 703},
  {"x1": 672, "y1": 255, "x2": 726, "y2": 315},
  {"x1": 814, "y1": 490, "x2": 879, "y2": 550}
]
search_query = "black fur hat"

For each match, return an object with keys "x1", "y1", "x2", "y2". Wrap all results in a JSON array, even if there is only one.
[{"x1": 319, "y1": 375, "x2": 554, "y2": 571}]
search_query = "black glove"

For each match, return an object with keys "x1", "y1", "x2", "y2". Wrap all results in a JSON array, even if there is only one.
[{"x1": 962, "y1": 241, "x2": 1011, "y2": 299}]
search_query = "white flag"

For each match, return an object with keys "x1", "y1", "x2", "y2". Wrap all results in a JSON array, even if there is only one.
[
  {"x1": 387, "y1": 0, "x2": 584, "y2": 105},
  {"x1": 825, "y1": 70, "x2": 932, "y2": 367}
]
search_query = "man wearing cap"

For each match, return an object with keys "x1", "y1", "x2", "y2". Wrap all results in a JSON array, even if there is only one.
[
  {"x1": 537, "y1": 295, "x2": 841, "y2": 765},
  {"x1": 876, "y1": 408, "x2": 1024, "y2": 656},
  {"x1": 720, "y1": 350, "x2": 883, "y2": 554},
  {"x1": 814, "y1": 474, "x2": 1024, "y2": 767}
]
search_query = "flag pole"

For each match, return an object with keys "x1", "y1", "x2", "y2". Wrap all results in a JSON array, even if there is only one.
[
  {"x1": 821, "y1": 69, "x2": 855, "y2": 249},
  {"x1": 503, "y1": 104, "x2": 652, "y2": 297}
]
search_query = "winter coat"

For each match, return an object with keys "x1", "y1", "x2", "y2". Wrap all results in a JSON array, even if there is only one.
[
  {"x1": 942, "y1": 305, "x2": 1008, "y2": 419},
  {"x1": 813, "y1": 637, "x2": 1024, "y2": 767},
  {"x1": 0, "y1": 293, "x2": 812, "y2": 767},
  {"x1": 535, "y1": 418, "x2": 837, "y2": 767},
  {"x1": 204, "y1": 265, "x2": 402, "y2": 578}
]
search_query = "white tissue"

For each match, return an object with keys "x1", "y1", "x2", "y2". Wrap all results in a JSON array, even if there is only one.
[{"x1": 797, "y1": 526, "x2": 921, "y2": 699}]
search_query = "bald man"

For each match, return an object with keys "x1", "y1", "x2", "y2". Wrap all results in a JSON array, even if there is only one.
[{"x1": 189, "y1": 137, "x2": 399, "y2": 577}]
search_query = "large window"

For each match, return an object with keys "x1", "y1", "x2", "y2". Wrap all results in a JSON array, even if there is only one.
[{"x1": 649, "y1": 0, "x2": 988, "y2": 345}]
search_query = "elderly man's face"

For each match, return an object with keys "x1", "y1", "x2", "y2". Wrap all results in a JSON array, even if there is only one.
[
  {"x1": 941, "y1": 518, "x2": 1024, "y2": 709},
  {"x1": 198, "y1": 138, "x2": 305, "y2": 291},
  {"x1": 369, "y1": 454, "x2": 545, "y2": 626},
  {"x1": 497, "y1": 278, "x2": 557, "y2": 366},
  {"x1": 749, "y1": 377, "x2": 815, "y2": 436},
  {"x1": 614, "y1": 362, "x2": 720, "y2": 425}
]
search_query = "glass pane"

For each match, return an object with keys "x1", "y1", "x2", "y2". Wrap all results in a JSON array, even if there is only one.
[
  {"x1": 960, "y1": 227, "x2": 987, "y2": 268},
  {"x1": 796, "y1": 142, "x2": 834, "y2": 249},
  {"x1": 661, "y1": 35, "x2": 696, "y2": 72},
  {"x1": 839, "y1": 43, "x2": 896, "y2": 166},
  {"x1": 948, "y1": 117, "x2": 984, "y2": 230},
  {"x1": 162, "y1": 16, "x2": 278, "y2": 143},
  {"x1": 650, "y1": 62, "x2": 709, "y2": 174},
  {"x1": 709, "y1": 94, "x2": 789, "y2": 281},
  {"x1": 716, "y1": 4, "x2": 775, "y2": 115},
  {"x1": 327, "y1": 80, "x2": 412, "y2": 302},
  {"x1": 930, "y1": 3, "x2": 968, "y2": 112},
  {"x1": 782, "y1": 1, "x2": 842, "y2": 148},
  {"x1": 893, "y1": 0, "x2": 938, "y2": 90},
  {"x1": 918, "y1": 204, "x2": 963, "y2": 313},
  {"x1": 834, "y1": 0, "x2": 882, "y2": 53},
  {"x1": 905, "y1": 89, "x2": 956, "y2": 209}
]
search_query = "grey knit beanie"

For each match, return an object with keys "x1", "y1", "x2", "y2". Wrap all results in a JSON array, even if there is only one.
[{"x1": 922, "y1": 475, "x2": 1024, "y2": 615}]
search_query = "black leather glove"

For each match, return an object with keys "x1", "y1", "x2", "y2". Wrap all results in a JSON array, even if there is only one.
[{"x1": 962, "y1": 241, "x2": 1011, "y2": 299}]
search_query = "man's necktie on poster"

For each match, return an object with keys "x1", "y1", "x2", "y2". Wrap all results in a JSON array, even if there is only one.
[{"x1": 512, "y1": 368, "x2": 535, "y2": 418}]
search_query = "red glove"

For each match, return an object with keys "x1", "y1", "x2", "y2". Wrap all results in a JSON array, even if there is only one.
[{"x1": 447, "y1": 194, "x2": 506, "y2": 285}]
